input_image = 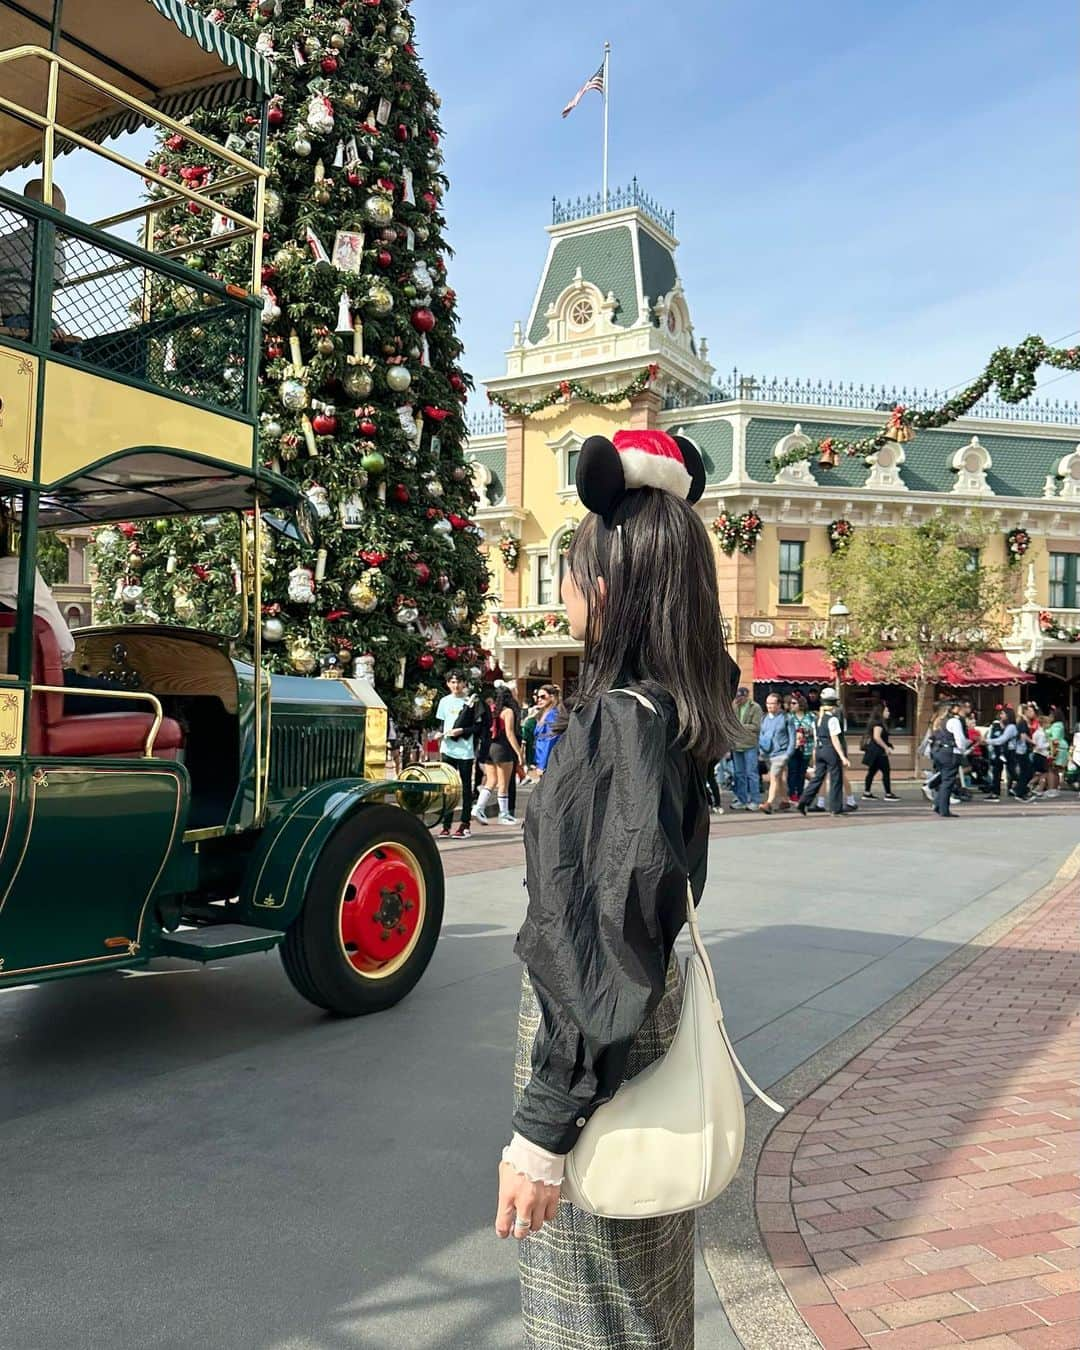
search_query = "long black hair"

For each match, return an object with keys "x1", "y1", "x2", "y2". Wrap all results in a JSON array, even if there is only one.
[{"x1": 562, "y1": 489, "x2": 740, "y2": 763}]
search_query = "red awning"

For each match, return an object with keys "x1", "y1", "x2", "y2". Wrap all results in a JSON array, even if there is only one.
[
  {"x1": 753, "y1": 647, "x2": 1029, "y2": 688},
  {"x1": 752, "y1": 647, "x2": 834, "y2": 682}
]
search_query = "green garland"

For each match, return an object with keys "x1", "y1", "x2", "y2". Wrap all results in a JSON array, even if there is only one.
[
  {"x1": 496, "y1": 610, "x2": 571, "y2": 639},
  {"x1": 774, "y1": 335, "x2": 1080, "y2": 470},
  {"x1": 487, "y1": 364, "x2": 659, "y2": 418}
]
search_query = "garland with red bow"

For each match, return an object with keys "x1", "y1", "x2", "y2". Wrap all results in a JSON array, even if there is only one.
[
  {"x1": 486, "y1": 365, "x2": 659, "y2": 418},
  {"x1": 773, "y1": 335, "x2": 1080, "y2": 470}
]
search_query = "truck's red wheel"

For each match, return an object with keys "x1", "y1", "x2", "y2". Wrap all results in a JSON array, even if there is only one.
[{"x1": 281, "y1": 804, "x2": 443, "y2": 1015}]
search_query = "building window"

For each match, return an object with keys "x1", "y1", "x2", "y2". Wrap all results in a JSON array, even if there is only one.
[
  {"x1": 536, "y1": 554, "x2": 553, "y2": 605},
  {"x1": 566, "y1": 446, "x2": 580, "y2": 489},
  {"x1": 568, "y1": 297, "x2": 595, "y2": 329},
  {"x1": 778, "y1": 541, "x2": 804, "y2": 605},
  {"x1": 962, "y1": 547, "x2": 980, "y2": 572},
  {"x1": 1049, "y1": 552, "x2": 1079, "y2": 609}
]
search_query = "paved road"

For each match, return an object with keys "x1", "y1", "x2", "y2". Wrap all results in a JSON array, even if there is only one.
[{"x1": 1, "y1": 806, "x2": 1076, "y2": 1349}]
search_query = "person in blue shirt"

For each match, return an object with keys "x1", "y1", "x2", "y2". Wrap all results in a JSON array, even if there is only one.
[
  {"x1": 532, "y1": 683, "x2": 563, "y2": 774},
  {"x1": 436, "y1": 670, "x2": 479, "y2": 838},
  {"x1": 758, "y1": 691, "x2": 794, "y2": 814}
]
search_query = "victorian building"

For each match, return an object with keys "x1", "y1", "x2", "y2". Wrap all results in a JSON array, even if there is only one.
[{"x1": 465, "y1": 183, "x2": 1080, "y2": 765}]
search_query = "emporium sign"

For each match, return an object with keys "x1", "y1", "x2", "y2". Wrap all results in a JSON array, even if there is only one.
[{"x1": 738, "y1": 617, "x2": 836, "y2": 643}]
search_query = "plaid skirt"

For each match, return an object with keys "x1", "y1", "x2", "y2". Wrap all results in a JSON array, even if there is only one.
[{"x1": 514, "y1": 959, "x2": 695, "y2": 1349}]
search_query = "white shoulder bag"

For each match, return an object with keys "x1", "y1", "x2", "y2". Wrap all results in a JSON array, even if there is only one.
[{"x1": 559, "y1": 689, "x2": 784, "y2": 1220}]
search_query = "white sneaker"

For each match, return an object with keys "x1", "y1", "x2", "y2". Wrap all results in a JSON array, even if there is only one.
[
  {"x1": 921, "y1": 784, "x2": 934, "y2": 802},
  {"x1": 729, "y1": 801, "x2": 745, "y2": 812},
  {"x1": 498, "y1": 813, "x2": 517, "y2": 826},
  {"x1": 1043, "y1": 789, "x2": 1060, "y2": 799},
  {"x1": 471, "y1": 808, "x2": 488, "y2": 825}
]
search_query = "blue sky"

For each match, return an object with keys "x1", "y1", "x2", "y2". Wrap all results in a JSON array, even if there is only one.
[{"x1": 6, "y1": 0, "x2": 1077, "y2": 407}]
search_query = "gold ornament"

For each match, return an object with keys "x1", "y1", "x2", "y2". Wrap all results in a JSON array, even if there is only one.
[
  {"x1": 347, "y1": 575, "x2": 379, "y2": 613},
  {"x1": 287, "y1": 636, "x2": 318, "y2": 674}
]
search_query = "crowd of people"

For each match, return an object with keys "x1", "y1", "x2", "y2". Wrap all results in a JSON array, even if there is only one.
[
  {"x1": 428, "y1": 672, "x2": 565, "y2": 839},
  {"x1": 418, "y1": 674, "x2": 1079, "y2": 837},
  {"x1": 921, "y1": 697, "x2": 1079, "y2": 813},
  {"x1": 707, "y1": 688, "x2": 1079, "y2": 819}
]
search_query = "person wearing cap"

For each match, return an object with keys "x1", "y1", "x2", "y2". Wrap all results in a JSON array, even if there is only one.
[
  {"x1": 797, "y1": 686, "x2": 849, "y2": 816},
  {"x1": 730, "y1": 685, "x2": 763, "y2": 810},
  {"x1": 495, "y1": 427, "x2": 741, "y2": 1345}
]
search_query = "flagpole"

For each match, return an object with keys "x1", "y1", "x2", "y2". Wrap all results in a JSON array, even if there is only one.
[{"x1": 602, "y1": 41, "x2": 610, "y2": 210}]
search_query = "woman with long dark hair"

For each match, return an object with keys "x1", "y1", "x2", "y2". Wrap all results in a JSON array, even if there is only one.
[
  {"x1": 861, "y1": 702, "x2": 898, "y2": 801},
  {"x1": 472, "y1": 683, "x2": 524, "y2": 825},
  {"x1": 494, "y1": 429, "x2": 740, "y2": 1348}
]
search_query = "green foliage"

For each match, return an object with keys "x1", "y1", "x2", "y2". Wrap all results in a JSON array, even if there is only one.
[
  {"x1": 92, "y1": 0, "x2": 489, "y2": 724},
  {"x1": 819, "y1": 511, "x2": 1013, "y2": 694},
  {"x1": 35, "y1": 532, "x2": 69, "y2": 587}
]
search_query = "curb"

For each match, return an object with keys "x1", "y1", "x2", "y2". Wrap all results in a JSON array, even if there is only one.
[{"x1": 697, "y1": 842, "x2": 1080, "y2": 1350}]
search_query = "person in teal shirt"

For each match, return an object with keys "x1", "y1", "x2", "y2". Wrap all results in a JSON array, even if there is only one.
[{"x1": 436, "y1": 670, "x2": 478, "y2": 838}]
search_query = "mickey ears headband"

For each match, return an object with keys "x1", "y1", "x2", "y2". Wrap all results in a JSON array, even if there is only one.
[{"x1": 575, "y1": 429, "x2": 706, "y2": 524}]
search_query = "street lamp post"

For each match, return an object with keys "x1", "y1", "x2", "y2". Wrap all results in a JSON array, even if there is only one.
[{"x1": 829, "y1": 599, "x2": 851, "y2": 715}]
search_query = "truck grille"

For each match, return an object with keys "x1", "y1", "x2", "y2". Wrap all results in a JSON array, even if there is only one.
[{"x1": 268, "y1": 718, "x2": 366, "y2": 796}]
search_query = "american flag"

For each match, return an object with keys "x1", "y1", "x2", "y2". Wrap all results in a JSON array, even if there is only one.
[{"x1": 562, "y1": 63, "x2": 605, "y2": 118}]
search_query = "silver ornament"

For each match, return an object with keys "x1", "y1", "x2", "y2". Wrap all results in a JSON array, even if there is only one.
[
  {"x1": 426, "y1": 479, "x2": 444, "y2": 499},
  {"x1": 293, "y1": 137, "x2": 312, "y2": 158},
  {"x1": 432, "y1": 517, "x2": 452, "y2": 536},
  {"x1": 364, "y1": 193, "x2": 394, "y2": 226},
  {"x1": 281, "y1": 377, "x2": 309, "y2": 411},
  {"x1": 385, "y1": 364, "x2": 412, "y2": 392},
  {"x1": 262, "y1": 616, "x2": 285, "y2": 642},
  {"x1": 395, "y1": 603, "x2": 419, "y2": 625}
]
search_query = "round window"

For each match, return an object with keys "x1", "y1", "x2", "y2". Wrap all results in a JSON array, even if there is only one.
[
  {"x1": 666, "y1": 310, "x2": 678, "y2": 334},
  {"x1": 568, "y1": 298, "x2": 594, "y2": 328}
]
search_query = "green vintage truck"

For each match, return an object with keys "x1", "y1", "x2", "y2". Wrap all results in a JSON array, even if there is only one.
[{"x1": 0, "y1": 0, "x2": 454, "y2": 1014}]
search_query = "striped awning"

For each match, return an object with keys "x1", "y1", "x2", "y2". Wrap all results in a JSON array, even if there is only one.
[{"x1": 0, "y1": 0, "x2": 273, "y2": 172}]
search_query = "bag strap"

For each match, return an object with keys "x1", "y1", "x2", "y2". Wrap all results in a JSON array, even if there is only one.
[
  {"x1": 610, "y1": 688, "x2": 784, "y2": 1116},
  {"x1": 683, "y1": 886, "x2": 784, "y2": 1114}
]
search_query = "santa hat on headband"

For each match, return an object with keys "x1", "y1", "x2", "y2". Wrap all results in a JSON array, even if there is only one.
[{"x1": 575, "y1": 428, "x2": 706, "y2": 523}]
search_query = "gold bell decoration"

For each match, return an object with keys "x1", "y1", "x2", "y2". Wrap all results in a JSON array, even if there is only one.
[
  {"x1": 883, "y1": 405, "x2": 915, "y2": 443},
  {"x1": 817, "y1": 437, "x2": 839, "y2": 470}
]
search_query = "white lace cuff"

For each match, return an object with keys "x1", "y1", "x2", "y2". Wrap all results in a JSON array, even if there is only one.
[{"x1": 502, "y1": 1133, "x2": 565, "y2": 1186}]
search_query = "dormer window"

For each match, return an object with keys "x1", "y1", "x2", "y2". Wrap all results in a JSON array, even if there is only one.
[{"x1": 569, "y1": 297, "x2": 595, "y2": 329}]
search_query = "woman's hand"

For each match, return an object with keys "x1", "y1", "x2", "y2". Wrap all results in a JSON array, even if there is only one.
[{"x1": 495, "y1": 1160, "x2": 560, "y2": 1240}]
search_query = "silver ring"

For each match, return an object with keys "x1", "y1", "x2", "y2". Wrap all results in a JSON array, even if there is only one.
[{"x1": 513, "y1": 1215, "x2": 530, "y2": 1229}]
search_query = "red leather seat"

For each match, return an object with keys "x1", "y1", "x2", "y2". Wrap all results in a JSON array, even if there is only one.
[{"x1": 0, "y1": 614, "x2": 184, "y2": 759}]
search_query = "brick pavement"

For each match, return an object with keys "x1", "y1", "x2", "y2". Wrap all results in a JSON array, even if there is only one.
[{"x1": 756, "y1": 872, "x2": 1080, "y2": 1349}]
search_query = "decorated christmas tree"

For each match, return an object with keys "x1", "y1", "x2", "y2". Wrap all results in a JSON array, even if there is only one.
[{"x1": 92, "y1": 0, "x2": 488, "y2": 725}]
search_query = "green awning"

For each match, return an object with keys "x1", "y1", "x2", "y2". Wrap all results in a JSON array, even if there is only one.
[{"x1": 0, "y1": 0, "x2": 273, "y2": 172}]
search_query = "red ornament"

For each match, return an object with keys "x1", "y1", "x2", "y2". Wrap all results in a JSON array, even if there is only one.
[
  {"x1": 417, "y1": 653, "x2": 435, "y2": 671},
  {"x1": 392, "y1": 483, "x2": 410, "y2": 503},
  {"x1": 449, "y1": 373, "x2": 465, "y2": 392},
  {"x1": 360, "y1": 550, "x2": 388, "y2": 566},
  {"x1": 187, "y1": 202, "x2": 202, "y2": 215},
  {"x1": 395, "y1": 124, "x2": 409, "y2": 141},
  {"x1": 358, "y1": 418, "x2": 377, "y2": 437},
  {"x1": 192, "y1": 564, "x2": 210, "y2": 581},
  {"x1": 423, "y1": 405, "x2": 449, "y2": 422},
  {"x1": 267, "y1": 105, "x2": 285, "y2": 128},
  {"x1": 425, "y1": 508, "x2": 442, "y2": 521},
  {"x1": 312, "y1": 411, "x2": 338, "y2": 436},
  {"x1": 266, "y1": 342, "x2": 284, "y2": 359},
  {"x1": 444, "y1": 645, "x2": 461, "y2": 662},
  {"x1": 441, "y1": 288, "x2": 457, "y2": 310},
  {"x1": 422, "y1": 191, "x2": 439, "y2": 213},
  {"x1": 427, "y1": 130, "x2": 440, "y2": 146},
  {"x1": 261, "y1": 264, "x2": 276, "y2": 283},
  {"x1": 414, "y1": 561, "x2": 432, "y2": 584},
  {"x1": 165, "y1": 133, "x2": 185, "y2": 151},
  {"x1": 117, "y1": 522, "x2": 138, "y2": 539},
  {"x1": 347, "y1": 170, "x2": 362, "y2": 187},
  {"x1": 447, "y1": 513, "x2": 469, "y2": 530},
  {"x1": 320, "y1": 55, "x2": 339, "y2": 74},
  {"x1": 410, "y1": 307, "x2": 436, "y2": 334},
  {"x1": 376, "y1": 249, "x2": 392, "y2": 268}
]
